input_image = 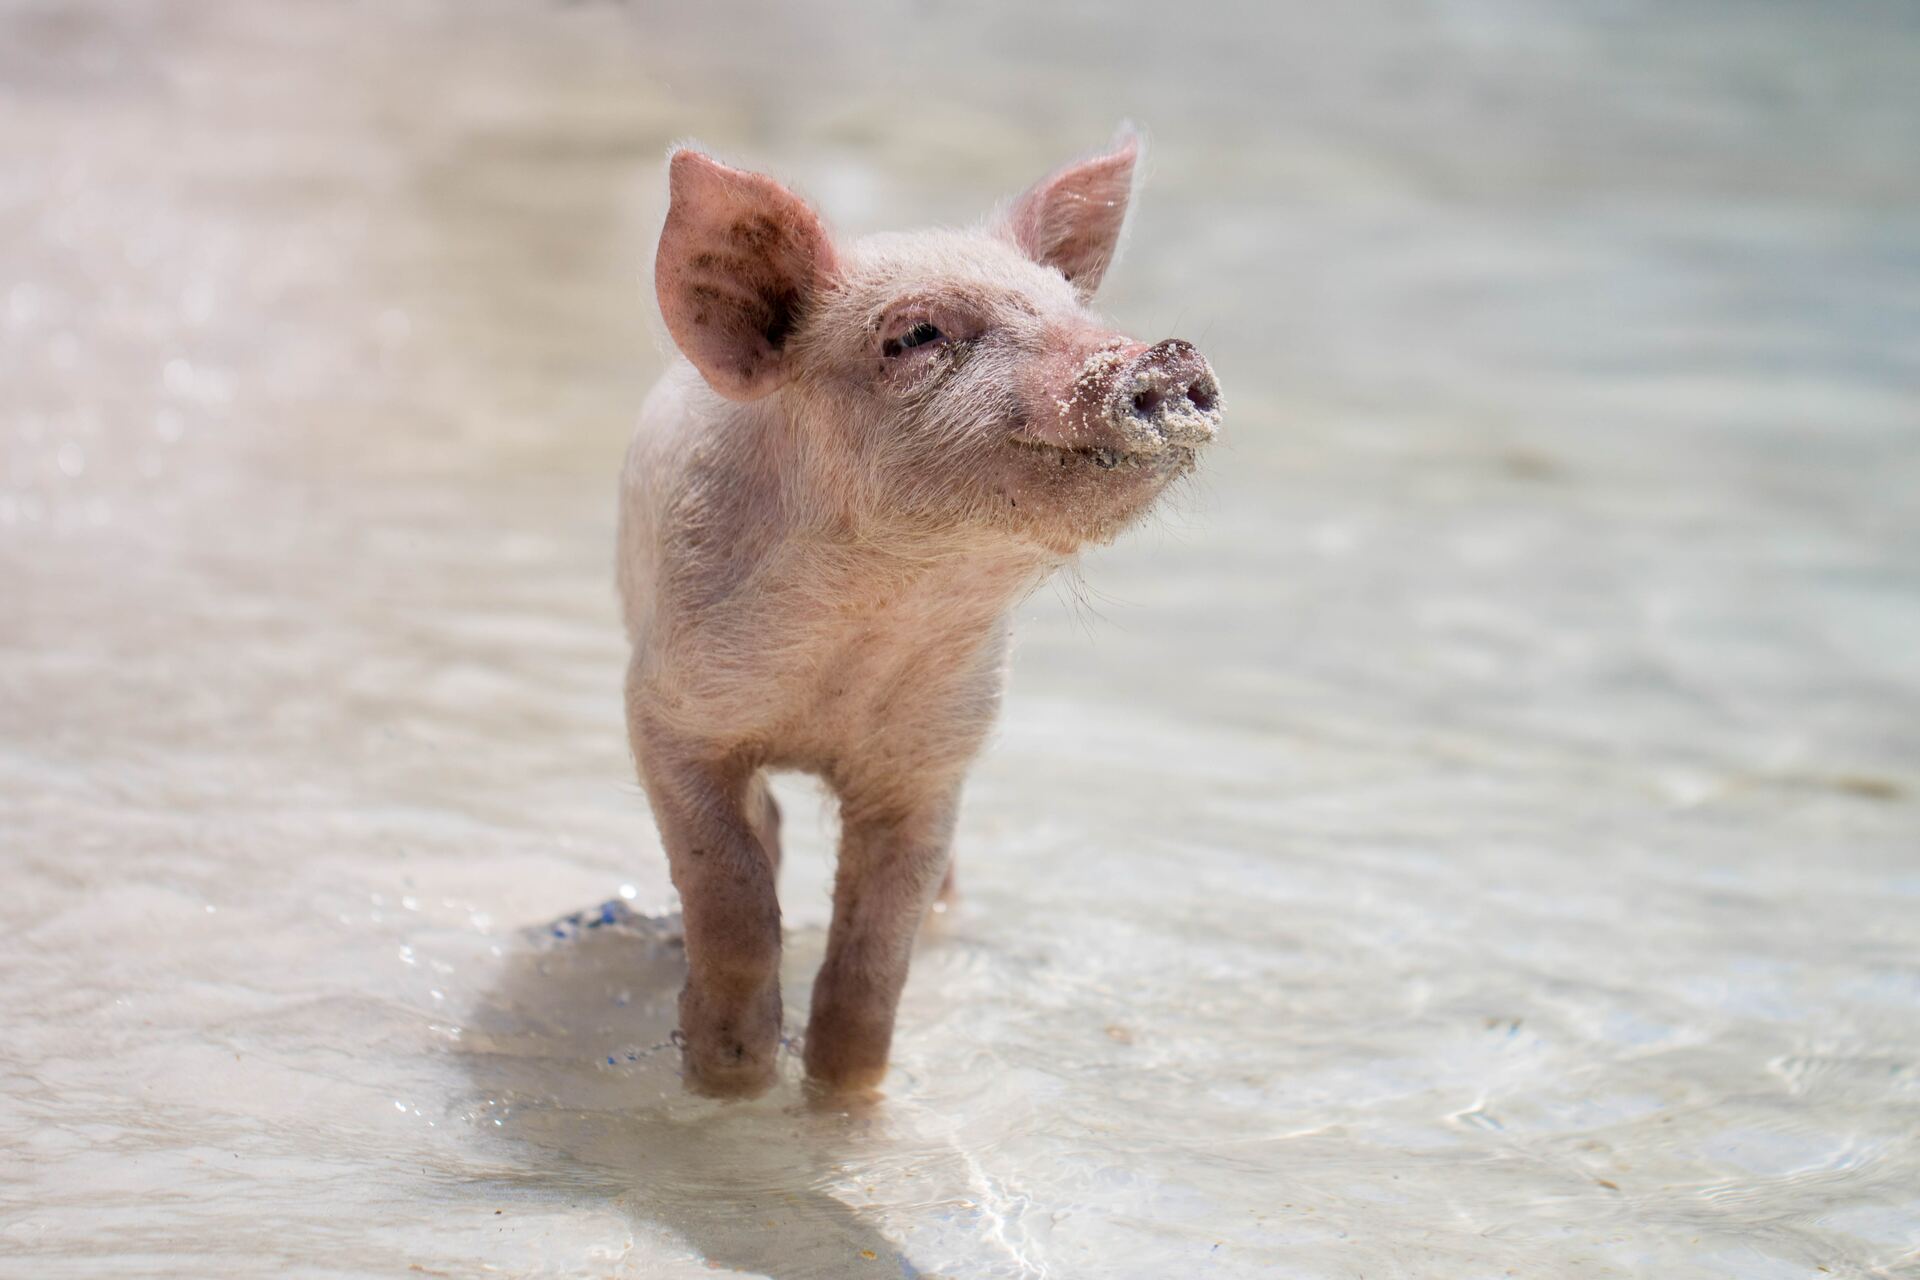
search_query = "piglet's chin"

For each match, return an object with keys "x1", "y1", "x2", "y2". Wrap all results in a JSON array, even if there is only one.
[{"x1": 987, "y1": 436, "x2": 1199, "y2": 557}]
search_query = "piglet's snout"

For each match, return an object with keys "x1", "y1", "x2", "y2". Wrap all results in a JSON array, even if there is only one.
[{"x1": 1109, "y1": 339, "x2": 1221, "y2": 453}]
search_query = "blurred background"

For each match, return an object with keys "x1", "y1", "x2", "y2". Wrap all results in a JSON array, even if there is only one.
[{"x1": 3, "y1": 1, "x2": 1916, "y2": 1276}]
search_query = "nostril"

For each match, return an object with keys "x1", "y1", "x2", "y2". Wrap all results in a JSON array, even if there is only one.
[
  {"x1": 1187, "y1": 382, "x2": 1217, "y2": 413},
  {"x1": 1131, "y1": 389, "x2": 1163, "y2": 417}
]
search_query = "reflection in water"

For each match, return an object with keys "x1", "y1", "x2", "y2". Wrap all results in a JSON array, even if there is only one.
[
  {"x1": 4, "y1": 0, "x2": 1919, "y2": 1276},
  {"x1": 459, "y1": 914, "x2": 907, "y2": 1279},
  {"x1": 459, "y1": 908, "x2": 1045, "y2": 1279}
]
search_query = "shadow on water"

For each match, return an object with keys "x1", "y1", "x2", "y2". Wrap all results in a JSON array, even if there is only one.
[{"x1": 453, "y1": 905, "x2": 934, "y2": 1280}]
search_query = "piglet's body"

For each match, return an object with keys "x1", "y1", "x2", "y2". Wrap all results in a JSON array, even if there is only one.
[{"x1": 618, "y1": 134, "x2": 1220, "y2": 1096}]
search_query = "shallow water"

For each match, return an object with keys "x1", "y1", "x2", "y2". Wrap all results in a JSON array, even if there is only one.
[{"x1": 3, "y1": 1, "x2": 1918, "y2": 1276}]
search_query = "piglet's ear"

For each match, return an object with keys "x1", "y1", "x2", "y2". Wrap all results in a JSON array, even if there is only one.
[
  {"x1": 656, "y1": 150, "x2": 838, "y2": 402},
  {"x1": 1003, "y1": 130, "x2": 1140, "y2": 298}
]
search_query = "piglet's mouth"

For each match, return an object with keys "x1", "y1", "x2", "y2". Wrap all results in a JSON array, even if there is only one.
[{"x1": 1007, "y1": 435, "x2": 1185, "y2": 471}]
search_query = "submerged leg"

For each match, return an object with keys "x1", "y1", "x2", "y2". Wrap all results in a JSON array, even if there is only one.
[
  {"x1": 805, "y1": 784, "x2": 959, "y2": 1092},
  {"x1": 631, "y1": 718, "x2": 783, "y2": 1096}
]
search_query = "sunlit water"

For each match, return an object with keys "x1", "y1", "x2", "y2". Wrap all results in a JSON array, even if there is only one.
[{"x1": 4, "y1": 1, "x2": 1918, "y2": 1276}]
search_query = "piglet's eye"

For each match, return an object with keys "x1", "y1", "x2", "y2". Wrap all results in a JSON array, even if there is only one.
[{"x1": 882, "y1": 322, "x2": 943, "y2": 358}]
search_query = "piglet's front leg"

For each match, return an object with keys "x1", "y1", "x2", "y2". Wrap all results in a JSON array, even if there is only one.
[
  {"x1": 634, "y1": 742, "x2": 785, "y2": 1097},
  {"x1": 804, "y1": 785, "x2": 959, "y2": 1093}
]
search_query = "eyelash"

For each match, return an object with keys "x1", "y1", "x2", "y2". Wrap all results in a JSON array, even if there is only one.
[{"x1": 882, "y1": 321, "x2": 943, "y2": 358}]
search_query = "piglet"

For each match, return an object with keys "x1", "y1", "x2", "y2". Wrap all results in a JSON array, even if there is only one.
[{"x1": 618, "y1": 131, "x2": 1221, "y2": 1096}]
